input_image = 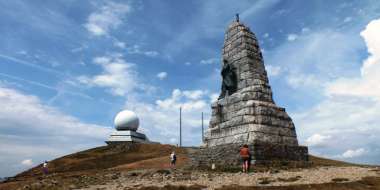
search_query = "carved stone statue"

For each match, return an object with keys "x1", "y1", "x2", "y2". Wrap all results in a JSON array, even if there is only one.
[{"x1": 219, "y1": 60, "x2": 237, "y2": 99}]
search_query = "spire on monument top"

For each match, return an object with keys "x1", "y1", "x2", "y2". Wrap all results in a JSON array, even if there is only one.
[{"x1": 235, "y1": 13, "x2": 239, "y2": 22}]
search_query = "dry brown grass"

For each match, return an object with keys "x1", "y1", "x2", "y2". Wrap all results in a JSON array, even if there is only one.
[
  {"x1": 132, "y1": 177, "x2": 380, "y2": 190},
  {"x1": 2, "y1": 143, "x2": 378, "y2": 190},
  {"x1": 309, "y1": 155, "x2": 360, "y2": 167},
  {"x1": 15, "y1": 143, "x2": 187, "y2": 178}
]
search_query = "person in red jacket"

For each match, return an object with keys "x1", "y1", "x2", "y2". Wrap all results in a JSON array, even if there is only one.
[{"x1": 240, "y1": 144, "x2": 250, "y2": 173}]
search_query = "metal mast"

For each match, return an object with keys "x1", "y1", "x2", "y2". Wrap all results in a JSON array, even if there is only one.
[
  {"x1": 201, "y1": 112, "x2": 204, "y2": 142},
  {"x1": 179, "y1": 107, "x2": 182, "y2": 147}
]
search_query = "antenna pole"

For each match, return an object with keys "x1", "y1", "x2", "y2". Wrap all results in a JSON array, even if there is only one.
[
  {"x1": 179, "y1": 107, "x2": 182, "y2": 147},
  {"x1": 201, "y1": 112, "x2": 204, "y2": 142}
]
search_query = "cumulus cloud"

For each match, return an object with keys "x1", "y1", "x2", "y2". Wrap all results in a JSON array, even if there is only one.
[
  {"x1": 21, "y1": 159, "x2": 33, "y2": 167},
  {"x1": 157, "y1": 72, "x2": 167, "y2": 80},
  {"x1": 0, "y1": 86, "x2": 111, "y2": 177},
  {"x1": 124, "y1": 89, "x2": 211, "y2": 145},
  {"x1": 326, "y1": 18, "x2": 380, "y2": 100},
  {"x1": 342, "y1": 148, "x2": 367, "y2": 158},
  {"x1": 77, "y1": 54, "x2": 142, "y2": 96},
  {"x1": 84, "y1": 2, "x2": 131, "y2": 36},
  {"x1": 209, "y1": 93, "x2": 219, "y2": 102},
  {"x1": 305, "y1": 134, "x2": 331, "y2": 147},
  {"x1": 292, "y1": 18, "x2": 380, "y2": 164},
  {"x1": 183, "y1": 90, "x2": 205, "y2": 100}
]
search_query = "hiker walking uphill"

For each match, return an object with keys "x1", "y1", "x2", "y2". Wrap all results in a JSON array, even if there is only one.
[
  {"x1": 42, "y1": 161, "x2": 48, "y2": 175},
  {"x1": 170, "y1": 151, "x2": 177, "y2": 167},
  {"x1": 240, "y1": 145, "x2": 251, "y2": 173}
]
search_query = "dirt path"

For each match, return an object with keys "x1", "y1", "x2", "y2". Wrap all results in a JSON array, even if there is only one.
[{"x1": 83, "y1": 166, "x2": 380, "y2": 190}]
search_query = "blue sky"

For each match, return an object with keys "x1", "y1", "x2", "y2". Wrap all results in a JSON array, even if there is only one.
[{"x1": 1, "y1": 0, "x2": 380, "y2": 177}]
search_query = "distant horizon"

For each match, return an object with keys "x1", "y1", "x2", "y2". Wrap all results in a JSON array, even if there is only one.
[{"x1": 1, "y1": 0, "x2": 380, "y2": 177}]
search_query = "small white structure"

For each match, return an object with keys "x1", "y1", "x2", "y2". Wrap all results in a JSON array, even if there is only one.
[{"x1": 106, "y1": 110, "x2": 150, "y2": 144}]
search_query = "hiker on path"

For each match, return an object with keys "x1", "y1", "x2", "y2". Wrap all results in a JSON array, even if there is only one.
[
  {"x1": 240, "y1": 144, "x2": 250, "y2": 173},
  {"x1": 42, "y1": 161, "x2": 48, "y2": 175},
  {"x1": 170, "y1": 151, "x2": 177, "y2": 167}
]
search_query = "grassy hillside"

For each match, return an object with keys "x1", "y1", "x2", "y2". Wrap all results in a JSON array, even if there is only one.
[
  {"x1": 1, "y1": 143, "x2": 374, "y2": 190},
  {"x1": 308, "y1": 155, "x2": 361, "y2": 167},
  {"x1": 16, "y1": 143, "x2": 189, "y2": 178},
  {"x1": 15, "y1": 144, "x2": 360, "y2": 179}
]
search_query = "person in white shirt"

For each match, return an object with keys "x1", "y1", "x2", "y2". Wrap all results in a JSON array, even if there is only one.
[
  {"x1": 170, "y1": 151, "x2": 177, "y2": 167},
  {"x1": 42, "y1": 161, "x2": 48, "y2": 175}
]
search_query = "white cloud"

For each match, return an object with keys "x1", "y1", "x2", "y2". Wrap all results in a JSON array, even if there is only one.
[
  {"x1": 287, "y1": 34, "x2": 298, "y2": 41},
  {"x1": 209, "y1": 93, "x2": 219, "y2": 102},
  {"x1": 78, "y1": 54, "x2": 140, "y2": 96},
  {"x1": 185, "y1": 62, "x2": 191, "y2": 66},
  {"x1": 156, "y1": 89, "x2": 207, "y2": 111},
  {"x1": 342, "y1": 148, "x2": 367, "y2": 158},
  {"x1": 326, "y1": 18, "x2": 380, "y2": 100},
  {"x1": 21, "y1": 159, "x2": 33, "y2": 167},
  {"x1": 265, "y1": 65, "x2": 281, "y2": 76},
  {"x1": 125, "y1": 89, "x2": 212, "y2": 145},
  {"x1": 84, "y1": 2, "x2": 131, "y2": 36},
  {"x1": 183, "y1": 90, "x2": 205, "y2": 100},
  {"x1": 127, "y1": 45, "x2": 159, "y2": 57},
  {"x1": 263, "y1": 33, "x2": 269, "y2": 38},
  {"x1": 200, "y1": 58, "x2": 219, "y2": 65},
  {"x1": 291, "y1": 18, "x2": 380, "y2": 164},
  {"x1": 0, "y1": 86, "x2": 111, "y2": 177},
  {"x1": 157, "y1": 72, "x2": 167, "y2": 80},
  {"x1": 305, "y1": 134, "x2": 331, "y2": 147}
]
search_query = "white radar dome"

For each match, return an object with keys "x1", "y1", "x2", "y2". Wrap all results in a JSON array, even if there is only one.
[{"x1": 114, "y1": 110, "x2": 139, "y2": 131}]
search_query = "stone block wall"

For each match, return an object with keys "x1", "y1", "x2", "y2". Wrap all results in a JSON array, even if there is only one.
[{"x1": 190, "y1": 143, "x2": 309, "y2": 170}]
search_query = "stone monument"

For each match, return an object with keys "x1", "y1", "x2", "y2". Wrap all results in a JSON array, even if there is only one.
[{"x1": 192, "y1": 16, "x2": 308, "y2": 168}]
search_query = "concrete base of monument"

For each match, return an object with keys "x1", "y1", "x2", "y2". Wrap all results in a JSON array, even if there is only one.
[
  {"x1": 189, "y1": 143, "x2": 309, "y2": 170},
  {"x1": 105, "y1": 130, "x2": 152, "y2": 144}
]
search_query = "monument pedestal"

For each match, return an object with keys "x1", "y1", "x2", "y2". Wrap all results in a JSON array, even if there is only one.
[{"x1": 190, "y1": 143, "x2": 309, "y2": 170}]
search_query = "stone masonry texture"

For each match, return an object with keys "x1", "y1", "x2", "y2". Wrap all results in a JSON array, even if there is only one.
[{"x1": 191, "y1": 19, "x2": 309, "y2": 169}]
